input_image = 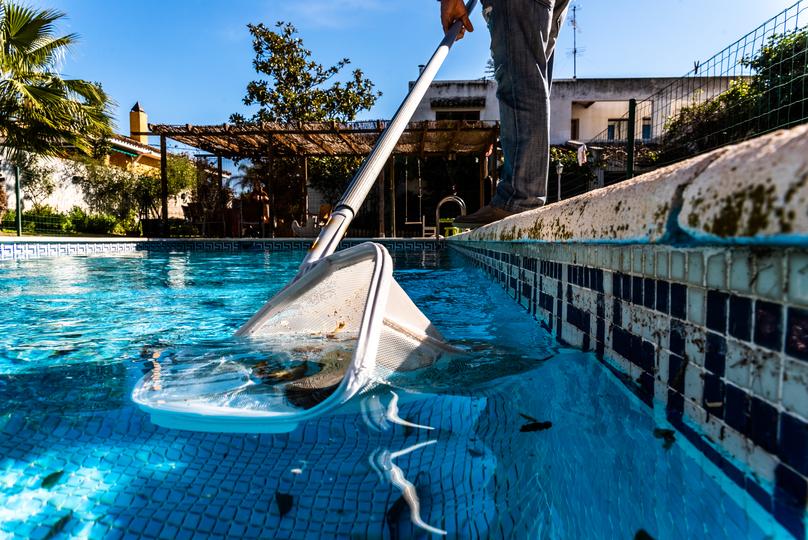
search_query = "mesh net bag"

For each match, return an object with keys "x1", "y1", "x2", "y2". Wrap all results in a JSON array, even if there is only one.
[{"x1": 132, "y1": 243, "x2": 456, "y2": 433}]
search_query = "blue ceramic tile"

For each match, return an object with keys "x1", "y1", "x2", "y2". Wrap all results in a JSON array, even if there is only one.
[
  {"x1": 785, "y1": 307, "x2": 808, "y2": 361},
  {"x1": 671, "y1": 283, "x2": 687, "y2": 320},
  {"x1": 706, "y1": 290, "x2": 728, "y2": 334},
  {"x1": 668, "y1": 354, "x2": 686, "y2": 393},
  {"x1": 774, "y1": 464, "x2": 807, "y2": 540},
  {"x1": 724, "y1": 384, "x2": 750, "y2": 435},
  {"x1": 632, "y1": 276, "x2": 644, "y2": 305},
  {"x1": 705, "y1": 332, "x2": 727, "y2": 377},
  {"x1": 749, "y1": 396, "x2": 778, "y2": 453},
  {"x1": 754, "y1": 300, "x2": 783, "y2": 352},
  {"x1": 669, "y1": 320, "x2": 686, "y2": 356},
  {"x1": 644, "y1": 278, "x2": 656, "y2": 309},
  {"x1": 728, "y1": 296, "x2": 752, "y2": 341},
  {"x1": 656, "y1": 280, "x2": 670, "y2": 314},
  {"x1": 622, "y1": 273, "x2": 632, "y2": 302},
  {"x1": 779, "y1": 412, "x2": 808, "y2": 476}
]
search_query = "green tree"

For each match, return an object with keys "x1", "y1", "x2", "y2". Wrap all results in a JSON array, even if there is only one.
[
  {"x1": 13, "y1": 152, "x2": 56, "y2": 210},
  {"x1": 71, "y1": 155, "x2": 197, "y2": 223},
  {"x1": 69, "y1": 159, "x2": 141, "y2": 223},
  {"x1": 134, "y1": 154, "x2": 197, "y2": 218},
  {"x1": 0, "y1": 2, "x2": 113, "y2": 160},
  {"x1": 231, "y1": 21, "x2": 379, "y2": 124},
  {"x1": 231, "y1": 21, "x2": 380, "y2": 227}
]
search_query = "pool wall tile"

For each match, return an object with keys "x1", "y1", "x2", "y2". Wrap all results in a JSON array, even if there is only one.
[
  {"x1": 0, "y1": 238, "x2": 445, "y2": 261},
  {"x1": 451, "y1": 241, "x2": 808, "y2": 537}
]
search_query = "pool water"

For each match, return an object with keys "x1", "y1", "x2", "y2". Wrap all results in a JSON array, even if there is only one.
[{"x1": 0, "y1": 249, "x2": 792, "y2": 539}]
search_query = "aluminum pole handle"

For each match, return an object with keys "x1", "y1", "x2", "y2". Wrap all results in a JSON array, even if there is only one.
[{"x1": 303, "y1": 0, "x2": 478, "y2": 266}]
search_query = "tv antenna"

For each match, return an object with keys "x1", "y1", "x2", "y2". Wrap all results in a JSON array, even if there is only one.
[{"x1": 567, "y1": 4, "x2": 585, "y2": 79}]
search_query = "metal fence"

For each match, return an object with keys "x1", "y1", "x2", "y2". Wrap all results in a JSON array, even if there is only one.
[{"x1": 577, "y1": 0, "x2": 807, "y2": 191}]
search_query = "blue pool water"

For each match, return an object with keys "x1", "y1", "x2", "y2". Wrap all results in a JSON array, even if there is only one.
[{"x1": 0, "y1": 249, "x2": 793, "y2": 539}]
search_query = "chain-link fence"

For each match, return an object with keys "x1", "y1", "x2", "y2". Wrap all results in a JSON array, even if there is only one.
[{"x1": 580, "y1": 0, "x2": 807, "y2": 188}]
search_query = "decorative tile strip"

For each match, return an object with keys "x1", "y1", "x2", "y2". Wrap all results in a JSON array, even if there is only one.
[{"x1": 0, "y1": 238, "x2": 445, "y2": 260}]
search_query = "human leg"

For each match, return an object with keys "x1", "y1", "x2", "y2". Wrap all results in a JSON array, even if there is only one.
[{"x1": 487, "y1": 0, "x2": 556, "y2": 212}]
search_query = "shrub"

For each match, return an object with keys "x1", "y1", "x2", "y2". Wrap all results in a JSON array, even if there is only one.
[
  {"x1": 658, "y1": 29, "x2": 807, "y2": 163},
  {"x1": 0, "y1": 182, "x2": 7, "y2": 220},
  {"x1": 64, "y1": 206, "x2": 121, "y2": 235}
]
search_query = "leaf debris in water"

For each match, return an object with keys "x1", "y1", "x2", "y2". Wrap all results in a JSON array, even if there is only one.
[
  {"x1": 520, "y1": 421, "x2": 553, "y2": 432},
  {"x1": 275, "y1": 491, "x2": 294, "y2": 517},
  {"x1": 519, "y1": 413, "x2": 552, "y2": 432},
  {"x1": 652, "y1": 428, "x2": 676, "y2": 450},
  {"x1": 41, "y1": 470, "x2": 64, "y2": 489},
  {"x1": 44, "y1": 511, "x2": 73, "y2": 540},
  {"x1": 634, "y1": 528, "x2": 655, "y2": 540}
]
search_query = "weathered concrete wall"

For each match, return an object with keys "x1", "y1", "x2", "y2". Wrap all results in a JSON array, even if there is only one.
[
  {"x1": 410, "y1": 79, "x2": 499, "y2": 122},
  {"x1": 455, "y1": 124, "x2": 808, "y2": 246}
]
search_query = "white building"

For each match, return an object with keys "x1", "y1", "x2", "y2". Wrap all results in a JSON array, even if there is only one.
[{"x1": 411, "y1": 77, "x2": 737, "y2": 145}]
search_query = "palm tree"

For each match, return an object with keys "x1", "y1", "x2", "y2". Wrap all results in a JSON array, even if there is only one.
[{"x1": 0, "y1": 1, "x2": 112, "y2": 160}]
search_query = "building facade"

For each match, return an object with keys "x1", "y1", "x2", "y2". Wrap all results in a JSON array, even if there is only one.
[{"x1": 412, "y1": 77, "x2": 736, "y2": 145}]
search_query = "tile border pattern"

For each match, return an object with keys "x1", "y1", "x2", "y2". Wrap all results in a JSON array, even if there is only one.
[
  {"x1": 452, "y1": 241, "x2": 808, "y2": 539},
  {"x1": 0, "y1": 238, "x2": 444, "y2": 260}
]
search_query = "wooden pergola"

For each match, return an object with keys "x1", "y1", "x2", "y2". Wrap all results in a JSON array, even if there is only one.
[{"x1": 144, "y1": 119, "x2": 500, "y2": 236}]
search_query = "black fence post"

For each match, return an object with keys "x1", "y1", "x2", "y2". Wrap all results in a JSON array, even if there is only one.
[
  {"x1": 160, "y1": 134, "x2": 168, "y2": 237},
  {"x1": 14, "y1": 165, "x2": 21, "y2": 236},
  {"x1": 626, "y1": 98, "x2": 636, "y2": 179}
]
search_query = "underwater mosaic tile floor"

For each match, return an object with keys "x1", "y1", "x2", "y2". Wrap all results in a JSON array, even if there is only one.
[{"x1": 0, "y1": 250, "x2": 795, "y2": 538}]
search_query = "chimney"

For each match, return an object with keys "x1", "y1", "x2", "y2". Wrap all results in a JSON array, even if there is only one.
[
  {"x1": 418, "y1": 64, "x2": 425, "y2": 75},
  {"x1": 129, "y1": 102, "x2": 148, "y2": 145}
]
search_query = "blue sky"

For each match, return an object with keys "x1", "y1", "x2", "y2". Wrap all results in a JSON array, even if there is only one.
[{"x1": 38, "y1": 0, "x2": 798, "y2": 136}]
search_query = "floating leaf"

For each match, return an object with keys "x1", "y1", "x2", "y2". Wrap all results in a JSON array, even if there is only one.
[
  {"x1": 653, "y1": 428, "x2": 676, "y2": 450},
  {"x1": 40, "y1": 470, "x2": 64, "y2": 489},
  {"x1": 520, "y1": 421, "x2": 553, "y2": 432},
  {"x1": 275, "y1": 491, "x2": 293, "y2": 517}
]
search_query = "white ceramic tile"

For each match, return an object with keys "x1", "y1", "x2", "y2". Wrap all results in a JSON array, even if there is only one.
[
  {"x1": 633, "y1": 247, "x2": 643, "y2": 274},
  {"x1": 656, "y1": 250, "x2": 669, "y2": 279},
  {"x1": 684, "y1": 398, "x2": 708, "y2": 426},
  {"x1": 654, "y1": 379, "x2": 668, "y2": 403},
  {"x1": 671, "y1": 251, "x2": 686, "y2": 281},
  {"x1": 725, "y1": 339, "x2": 752, "y2": 388},
  {"x1": 748, "y1": 348, "x2": 782, "y2": 403},
  {"x1": 787, "y1": 251, "x2": 808, "y2": 306},
  {"x1": 610, "y1": 248, "x2": 621, "y2": 271},
  {"x1": 721, "y1": 425, "x2": 752, "y2": 465},
  {"x1": 687, "y1": 288, "x2": 706, "y2": 325},
  {"x1": 687, "y1": 251, "x2": 704, "y2": 286},
  {"x1": 597, "y1": 247, "x2": 608, "y2": 268},
  {"x1": 686, "y1": 325, "x2": 706, "y2": 367},
  {"x1": 781, "y1": 358, "x2": 808, "y2": 419},
  {"x1": 729, "y1": 250, "x2": 753, "y2": 294},
  {"x1": 644, "y1": 248, "x2": 655, "y2": 276},
  {"x1": 603, "y1": 271, "x2": 613, "y2": 296},
  {"x1": 746, "y1": 445, "x2": 777, "y2": 484},
  {"x1": 754, "y1": 252, "x2": 783, "y2": 301},
  {"x1": 658, "y1": 350, "x2": 671, "y2": 382},
  {"x1": 706, "y1": 252, "x2": 727, "y2": 289},
  {"x1": 622, "y1": 249, "x2": 632, "y2": 273},
  {"x1": 684, "y1": 364, "x2": 704, "y2": 402}
]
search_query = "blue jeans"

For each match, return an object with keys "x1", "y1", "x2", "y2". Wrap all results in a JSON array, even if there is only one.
[{"x1": 485, "y1": 0, "x2": 570, "y2": 211}]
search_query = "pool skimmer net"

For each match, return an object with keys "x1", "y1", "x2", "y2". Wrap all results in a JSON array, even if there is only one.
[{"x1": 132, "y1": 1, "x2": 477, "y2": 433}]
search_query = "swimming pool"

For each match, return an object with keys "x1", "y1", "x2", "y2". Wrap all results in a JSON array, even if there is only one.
[{"x1": 0, "y1": 249, "x2": 794, "y2": 538}]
